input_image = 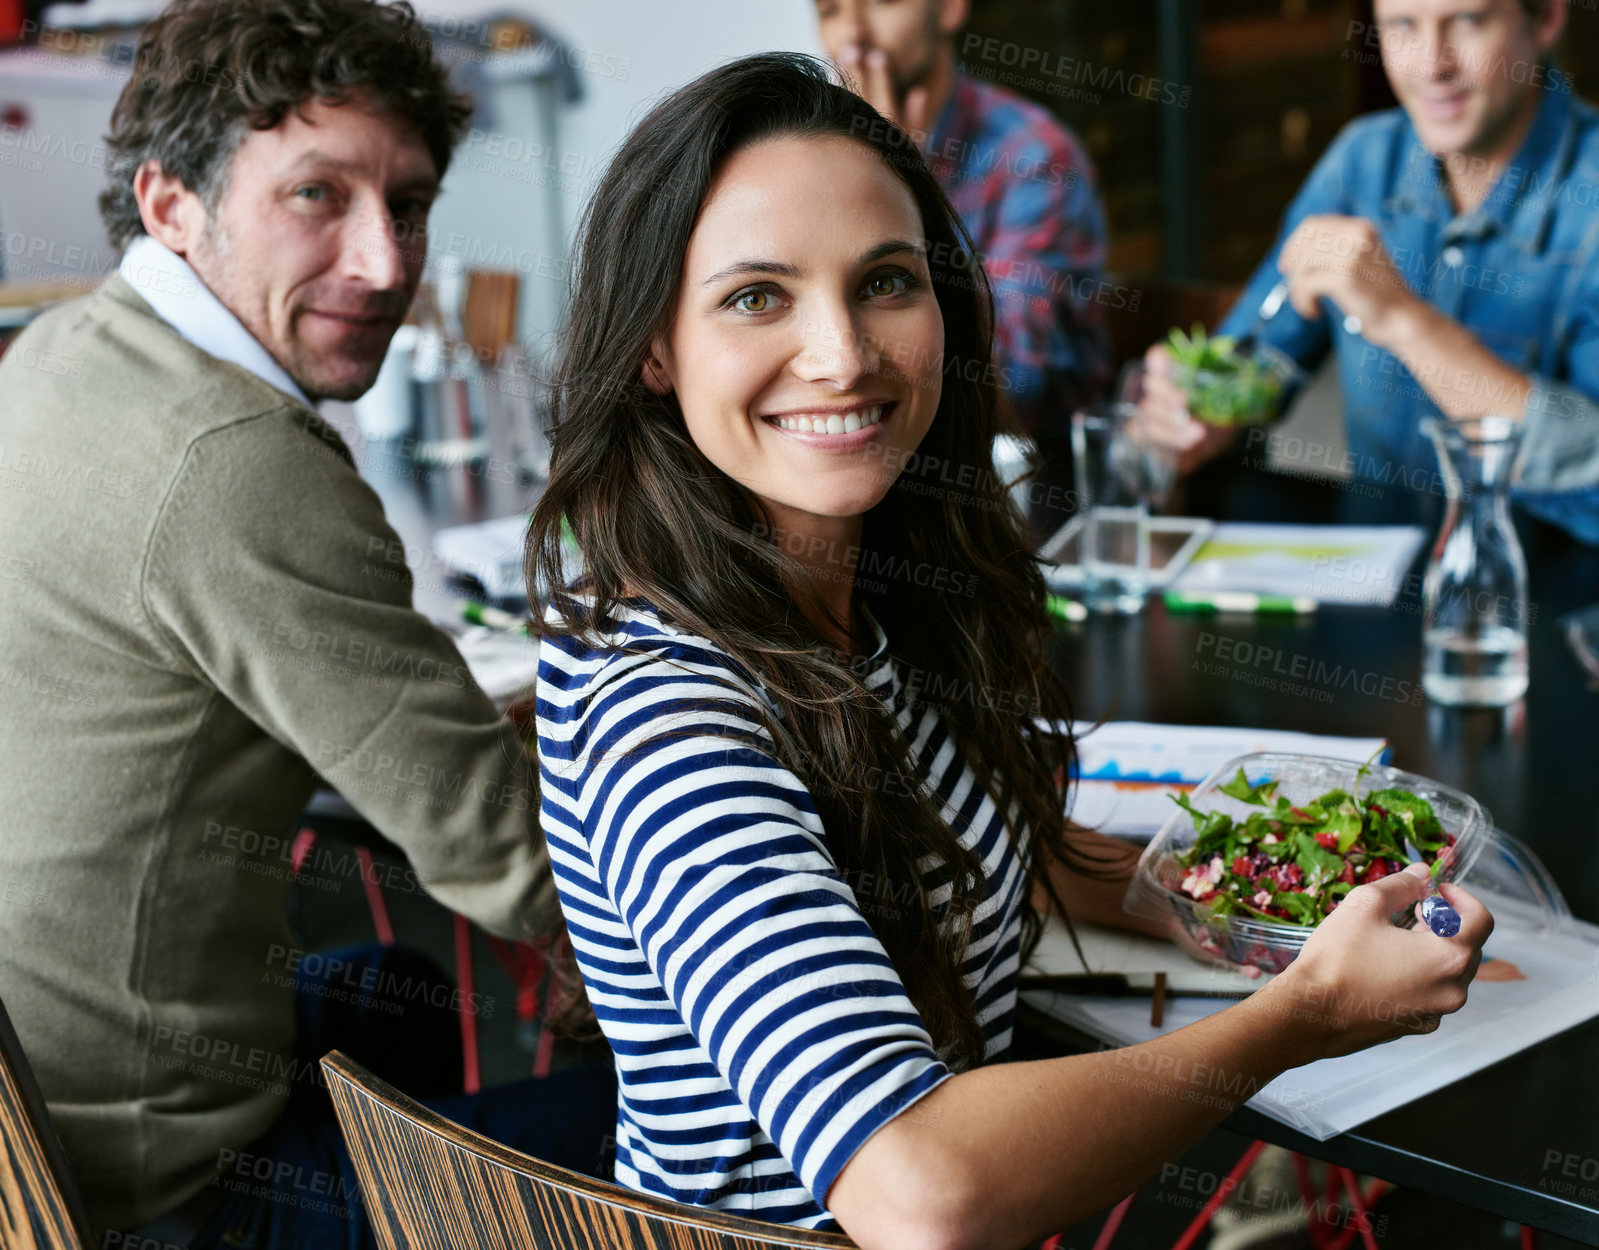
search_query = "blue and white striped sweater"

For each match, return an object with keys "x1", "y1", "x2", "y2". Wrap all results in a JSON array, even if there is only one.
[{"x1": 536, "y1": 600, "x2": 1026, "y2": 1228}]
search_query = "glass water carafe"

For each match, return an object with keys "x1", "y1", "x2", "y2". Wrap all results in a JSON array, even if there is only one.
[{"x1": 1421, "y1": 416, "x2": 1529, "y2": 706}]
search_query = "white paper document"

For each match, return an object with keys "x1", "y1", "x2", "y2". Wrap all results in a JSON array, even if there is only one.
[
  {"x1": 432, "y1": 513, "x2": 532, "y2": 600},
  {"x1": 1023, "y1": 912, "x2": 1599, "y2": 1141},
  {"x1": 1169, "y1": 523, "x2": 1428, "y2": 606},
  {"x1": 455, "y1": 626, "x2": 539, "y2": 706},
  {"x1": 1025, "y1": 917, "x2": 1266, "y2": 994}
]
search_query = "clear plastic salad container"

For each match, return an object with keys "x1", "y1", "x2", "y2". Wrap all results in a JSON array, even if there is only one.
[{"x1": 1122, "y1": 752, "x2": 1493, "y2": 974}]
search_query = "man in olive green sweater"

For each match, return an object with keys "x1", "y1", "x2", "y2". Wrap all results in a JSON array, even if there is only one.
[{"x1": 0, "y1": 2, "x2": 609, "y2": 1244}]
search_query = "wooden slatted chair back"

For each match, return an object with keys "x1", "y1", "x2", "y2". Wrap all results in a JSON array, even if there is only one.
[
  {"x1": 321, "y1": 1051, "x2": 856, "y2": 1250},
  {"x1": 0, "y1": 994, "x2": 94, "y2": 1250}
]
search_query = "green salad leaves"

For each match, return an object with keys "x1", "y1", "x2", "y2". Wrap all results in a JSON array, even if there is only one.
[
  {"x1": 1165, "y1": 323, "x2": 1291, "y2": 426},
  {"x1": 1169, "y1": 767, "x2": 1454, "y2": 927}
]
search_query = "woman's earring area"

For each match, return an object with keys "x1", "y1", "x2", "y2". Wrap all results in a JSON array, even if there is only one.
[{"x1": 641, "y1": 356, "x2": 673, "y2": 396}]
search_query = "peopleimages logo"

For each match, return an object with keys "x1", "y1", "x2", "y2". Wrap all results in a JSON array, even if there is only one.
[
  {"x1": 1193, "y1": 632, "x2": 1426, "y2": 707},
  {"x1": 959, "y1": 33, "x2": 1192, "y2": 107},
  {"x1": 263, "y1": 944, "x2": 495, "y2": 1019},
  {"x1": 309, "y1": 740, "x2": 531, "y2": 813}
]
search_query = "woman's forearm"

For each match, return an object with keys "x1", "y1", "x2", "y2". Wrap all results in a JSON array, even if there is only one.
[
  {"x1": 828, "y1": 977, "x2": 1324, "y2": 1250},
  {"x1": 833, "y1": 866, "x2": 1488, "y2": 1250},
  {"x1": 1037, "y1": 828, "x2": 1168, "y2": 938}
]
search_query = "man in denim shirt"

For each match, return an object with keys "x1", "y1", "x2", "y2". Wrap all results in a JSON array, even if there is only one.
[{"x1": 1140, "y1": 0, "x2": 1598, "y2": 544}]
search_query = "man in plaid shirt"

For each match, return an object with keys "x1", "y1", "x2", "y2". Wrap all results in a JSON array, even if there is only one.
[{"x1": 816, "y1": 0, "x2": 1112, "y2": 438}]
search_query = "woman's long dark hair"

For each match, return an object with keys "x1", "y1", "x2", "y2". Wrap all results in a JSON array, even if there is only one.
[{"x1": 529, "y1": 52, "x2": 1111, "y2": 1070}]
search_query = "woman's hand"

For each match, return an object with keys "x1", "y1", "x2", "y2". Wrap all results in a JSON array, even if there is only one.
[{"x1": 1257, "y1": 862, "x2": 1492, "y2": 1061}]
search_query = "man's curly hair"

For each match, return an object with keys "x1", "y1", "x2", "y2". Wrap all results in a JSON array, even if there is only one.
[{"x1": 100, "y1": 0, "x2": 472, "y2": 248}]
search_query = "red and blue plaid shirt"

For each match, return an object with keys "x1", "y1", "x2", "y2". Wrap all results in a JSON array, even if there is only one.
[{"x1": 924, "y1": 71, "x2": 1111, "y2": 436}]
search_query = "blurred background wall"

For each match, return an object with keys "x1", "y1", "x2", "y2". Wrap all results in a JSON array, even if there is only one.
[
  {"x1": 3, "y1": 0, "x2": 1596, "y2": 371},
  {"x1": 964, "y1": 0, "x2": 1599, "y2": 283}
]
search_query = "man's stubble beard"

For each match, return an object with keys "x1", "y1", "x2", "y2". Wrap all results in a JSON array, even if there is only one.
[
  {"x1": 200, "y1": 215, "x2": 391, "y2": 405},
  {"x1": 1459, "y1": 77, "x2": 1542, "y2": 161},
  {"x1": 298, "y1": 350, "x2": 387, "y2": 404}
]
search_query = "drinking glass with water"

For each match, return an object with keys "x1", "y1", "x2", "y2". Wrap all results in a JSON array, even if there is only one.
[
  {"x1": 1420, "y1": 416, "x2": 1530, "y2": 706},
  {"x1": 1071, "y1": 402, "x2": 1155, "y2": 614}
]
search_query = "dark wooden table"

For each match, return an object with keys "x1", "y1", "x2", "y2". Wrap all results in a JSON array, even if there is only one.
[{"x1": 1027, "y1": 465, "x2": 1599, "y2": 1245}]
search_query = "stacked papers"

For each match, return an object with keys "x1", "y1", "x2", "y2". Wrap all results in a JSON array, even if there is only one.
[
  {"x1": 1170, "y1": 523, "x2": 1428, "y2": 607},
  {"x1": 432, "y1": 513, "x2": 531, "y2": 601},
  {"x1": 1070, "y1": 722, "x2": 1388, "y2": 837}
]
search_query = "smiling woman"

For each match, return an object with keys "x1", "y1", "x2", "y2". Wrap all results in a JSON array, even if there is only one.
[
  {"x1": 527, "y1": 50, "x2": 1086, "y2": 1094},
  {"x1": 644, "y1": 131, "x2": 946, "y2": 583},
  {"x1": 523, "y1": 52, "x2": 1492, "y2": 1250}
]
